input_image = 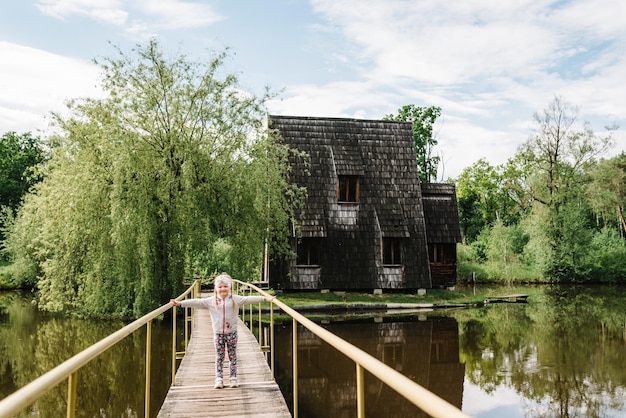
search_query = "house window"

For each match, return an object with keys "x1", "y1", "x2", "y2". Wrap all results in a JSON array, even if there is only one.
[
  {"x1": 382, "y1": 238, "x2": 402, "y2": 265},
  {"x1": 429, "y1": 244, "x2": 445, "y2": 263},
  {"x1": 297, "y1": 238, "x2": 321, "y2": 265},
  {"x1": 337, "y1": 176, "x2": 359, "y2": 202},
  {"x1": 428, "y1": 244, "x2": 446, "y2": 263}
]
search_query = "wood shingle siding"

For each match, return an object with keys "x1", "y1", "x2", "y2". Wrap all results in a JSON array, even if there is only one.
[
  {"x1": 269, "y1": 115, "x2": 460, "y2": 291},
  {"x1": 421, "y1": 183, "x2": 462, "y2": 287},
  {"x1": 421, "y1": 183, "x2": 462, "y2": 244}
]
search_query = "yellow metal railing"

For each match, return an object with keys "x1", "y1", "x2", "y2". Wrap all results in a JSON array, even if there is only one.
[
  {"x1": 171, "y1": 280, "x2": 201, "y2": 385},
  {"x1": 0, "y1": 280, "x2": 200, "y2": 418},
  {"x1": 231, "y1": 280, "x2": 470, "y2": 418}
]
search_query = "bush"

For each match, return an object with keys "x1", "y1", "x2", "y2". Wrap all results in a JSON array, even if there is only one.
[
  {"x1": 0, "y1": 261, "x2": 16, "y2": 289},
  {"x1": 584, "y1": 228, "x2": 626, "y2": 284}
]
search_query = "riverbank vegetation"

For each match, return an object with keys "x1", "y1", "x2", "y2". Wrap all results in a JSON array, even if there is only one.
[{"x1": 454, "y1": 97, "x2": 625, "y2": 285}]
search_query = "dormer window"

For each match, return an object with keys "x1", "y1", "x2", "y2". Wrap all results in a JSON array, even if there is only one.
[{"x1": 337, "y1": 176, "x2": 359, "y2": 202}]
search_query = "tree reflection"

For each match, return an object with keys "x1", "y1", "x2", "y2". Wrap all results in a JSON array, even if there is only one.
[
  {"x1": 0, "y1": 292, "x2": 174, "y2": 417},
  {"x1": 456, "y1": 285, "x2": 626, "y2": 417}
]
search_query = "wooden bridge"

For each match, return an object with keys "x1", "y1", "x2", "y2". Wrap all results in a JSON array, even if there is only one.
[{"x1": 157, "y1": 303, "x2": 291, "y2": 417}]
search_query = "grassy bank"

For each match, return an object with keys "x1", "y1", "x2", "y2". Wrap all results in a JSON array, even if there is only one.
[{"x1": 275, "y1": 285, "x2": 540, "y2": 307}]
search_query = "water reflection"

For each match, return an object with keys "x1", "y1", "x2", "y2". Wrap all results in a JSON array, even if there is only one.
[
  {"x1": 273, "y1": 315, "x2": 465, "y2": 418},
  {"x1": 272, "y1": 285, "x2": 626, "y2": 418},
  {"x1": 457, "y1": 285, "x2": 626, "y2": 418}
]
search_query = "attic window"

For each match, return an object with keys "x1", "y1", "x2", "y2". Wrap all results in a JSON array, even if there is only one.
[
  {"x1": 297, "y1": 238, "x2": 321, "y2": 266},
  {"x1": 337, "y1": 176, "x2": 359, "y2": 202},
  {"x1": 382, "y1": 238, "x2": 402, "y2": 265}
]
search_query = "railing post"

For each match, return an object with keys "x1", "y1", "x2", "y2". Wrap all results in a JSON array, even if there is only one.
[
  {"x1": 356, "y1": 364, "x2": 365, "y2": 418},
  {"x1": 292, "y1": 318, "x2": 299, "y2": 418},
  {"x1": 145, "y1": 320, "x2": 152, "y2": 418},
  {"x1": 240, "y1": 285, "x2": 246, "y2": 323},
  {"x1": 171, "y1": 305, "x2": 177, "y2": 385},
  {"x1": 248, "y1": 287, "x2": 253, "y2": 323},
  {"x1": 184, "y1": 305, "x2": 190, "y2": 353},
  {"x1": 66, "y1": 372, "x2": 77, "y2": 418},
  {"x1": 270, "y1": 302, "x2": 275, "y2": 379},
  {"x1": 257, "y1": 302, "x2": 263, "y2": 336}
]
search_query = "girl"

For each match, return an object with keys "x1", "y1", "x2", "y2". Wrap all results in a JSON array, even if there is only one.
[{"x1": 170, "y1": 273, "x2": 275, "y2": 389}]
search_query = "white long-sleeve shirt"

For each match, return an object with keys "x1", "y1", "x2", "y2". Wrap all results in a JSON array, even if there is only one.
[{"x1": 180, "y1": 294, "x2": 265, "y2": 334}]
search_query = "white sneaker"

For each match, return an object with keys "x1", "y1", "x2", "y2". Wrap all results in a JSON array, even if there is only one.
[
  {"x1": 229, "y1": 378, "x2": 238, "y2": 388},
  {"x1": 214, "y1": 379, "x2": 224, "y2": 389}
]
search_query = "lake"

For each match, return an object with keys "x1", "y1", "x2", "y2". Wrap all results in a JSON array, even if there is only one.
[{"x1": 1, "y1": 285, "x2": 626, "y2": 417}]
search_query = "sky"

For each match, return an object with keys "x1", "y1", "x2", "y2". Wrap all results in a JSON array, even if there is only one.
[{"x1": 1, "y1": 0, "x2": 625, "y2": 180}]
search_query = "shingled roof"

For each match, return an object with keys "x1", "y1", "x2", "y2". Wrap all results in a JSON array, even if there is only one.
[{"x1": 420, "y1": 183, "x2": 462, "y2": 244}]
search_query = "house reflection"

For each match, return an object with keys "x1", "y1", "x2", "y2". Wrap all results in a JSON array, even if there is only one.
[{"x1": 273, "y1": 315, "x2": 465, "y2": 418}]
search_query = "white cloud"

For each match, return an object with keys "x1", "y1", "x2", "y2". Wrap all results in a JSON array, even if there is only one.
[
  {"x1": 0, "y1": 41, "x2": 102, "y2": 134},
  {"x1": 36, "y1": 0, "x2": 128, "y2": 25},
  {"x1": 310, "y1": 0, "x2": 559, "y2": 83},
  {"x1": 35, "y1": 0, "x2": 224, "y2": 36},
  {"x1": 556, "y1": 0, "x2": 626, "y2": 37},
  {"x1": 135, "y1": 0, "x2": 225, "y2": 30}
]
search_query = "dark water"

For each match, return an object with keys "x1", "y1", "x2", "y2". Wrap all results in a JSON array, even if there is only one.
[
  {"x1": 0, "y1": 291, "x2": 176, "y2": 417},
  {"x1": 2, "y1": 286, "x2": 626, "y2": 417}
]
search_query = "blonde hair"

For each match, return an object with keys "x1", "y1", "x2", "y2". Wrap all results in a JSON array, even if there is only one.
[{"x1": 213, "y1": 273, "x2": 236, "y2": 312}]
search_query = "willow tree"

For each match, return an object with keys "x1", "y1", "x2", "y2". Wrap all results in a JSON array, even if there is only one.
[{"x1": 6, "y1": 40, "x2": 299, "y2": 317}]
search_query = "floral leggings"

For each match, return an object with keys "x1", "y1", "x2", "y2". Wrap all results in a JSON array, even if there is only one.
[{"x1": 214, "y1": 331, "x2": 238, "y2": 379}]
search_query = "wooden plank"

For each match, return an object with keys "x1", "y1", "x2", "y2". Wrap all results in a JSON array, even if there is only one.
[
  {"x1": 157, "y1": 302, "x2": 291, "y2": 418},
  {"x1": 485, "y1": 294, "x2": 529, "y2": 303}
]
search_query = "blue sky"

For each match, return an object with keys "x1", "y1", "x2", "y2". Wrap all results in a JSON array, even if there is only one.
[{"x1": 1, "y1": 0, "x2": 625, "y2": 179}]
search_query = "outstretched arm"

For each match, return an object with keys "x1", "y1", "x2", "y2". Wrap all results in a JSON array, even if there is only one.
[{"x1": 235, "y1": 295, "x2": 276, "y2": 305}]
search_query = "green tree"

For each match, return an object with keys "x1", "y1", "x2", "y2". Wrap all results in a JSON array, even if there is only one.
[
  {"x1": 456, "y1": 159, "x2": 521, "y2": 243},
  {"x1": 383, "y1": 104, "x2": 442, "y2": 182},
  {"x1": 586, "y1": 153, "x2": 626, "y2": 234},
  {"x1": 512, "y1": 96, "x2": 616, "y2": 280},
  {"x1": 0, "y1": 132, "x2": 46, "y2": 256},
  {"x1": 514, "y1": 96, "x2": 614, "y2": 210},
  {"x1": 5, "y1": 40, "x2": 300, "y2": 317},
  {"x1": 583, "y1": 227, "x2": 626, "y2": 282},
  {"x1": 0, "y1": 131, "x2": 45, "y2": 210}
]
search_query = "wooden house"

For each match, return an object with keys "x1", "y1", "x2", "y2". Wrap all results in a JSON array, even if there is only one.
[{"x1": 268, "y1": 115, "x2": 460, "y2": 291}]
